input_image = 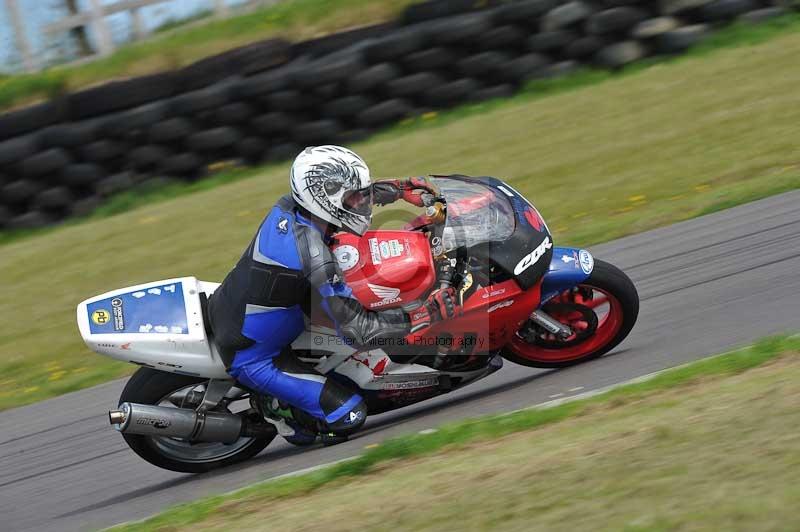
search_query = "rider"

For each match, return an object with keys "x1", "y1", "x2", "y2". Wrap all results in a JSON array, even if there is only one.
[{"x1": 207, "y1": 145, "x2": 458, "y2": 440}]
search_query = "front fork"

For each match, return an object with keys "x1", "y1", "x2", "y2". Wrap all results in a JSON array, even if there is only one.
[
  {"x1": 529, "y1": 310, "x2": 574, "y2": 339},
  {"x1": 525, "y1": 246, "x2": 596, "y2": 341}
]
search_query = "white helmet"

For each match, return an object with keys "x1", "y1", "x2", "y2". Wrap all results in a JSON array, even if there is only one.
[{"x1": 290, "y1": 145, "x2": 373, "y2": 236}]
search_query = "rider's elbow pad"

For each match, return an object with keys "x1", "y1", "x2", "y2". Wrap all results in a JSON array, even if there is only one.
[{"x1": 331, "y1": 297, "x2": 408, "y2": 347}]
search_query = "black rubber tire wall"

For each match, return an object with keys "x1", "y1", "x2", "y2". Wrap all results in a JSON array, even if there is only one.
[
  {"x1": 0, "y1": 0, "x2": 792, "y2": 232},
  {"x1": 0, "y1": 135, "x2": 39, "y2": 166}
]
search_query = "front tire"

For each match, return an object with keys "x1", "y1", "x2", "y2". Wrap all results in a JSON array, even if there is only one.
[
  {"x1": 502, "y1": 259, "x2": 639, "y2": 368},
  {"x1": 119, "y1": 368, "x2": 274, "y2": 473}
]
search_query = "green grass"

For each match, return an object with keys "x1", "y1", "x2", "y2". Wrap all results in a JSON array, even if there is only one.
[
  {"x1": 0, "y1": 0, "x2": 415, "y2": 111},
  {"x1": 1, "y1": 18, "x2": 800, "y2": 410},
  {"x1": 3, "y1": 14, "x2": 800, "y2": 248},
  {"x1": 111, "y1": 334, "x2": 800, "y2": 531}
]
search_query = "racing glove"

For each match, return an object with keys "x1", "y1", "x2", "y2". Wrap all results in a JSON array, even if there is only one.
[
  {"x1": 407, "y1": 287, "x2": 459, "y2": 333},
  {"x1": 373, "y1": 177, "x2": 440, "y2": 207}
]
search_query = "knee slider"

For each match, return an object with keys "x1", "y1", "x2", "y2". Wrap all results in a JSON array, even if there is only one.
[{"x1": 327, "y1": 399, "x2": 367, "y2": 435}]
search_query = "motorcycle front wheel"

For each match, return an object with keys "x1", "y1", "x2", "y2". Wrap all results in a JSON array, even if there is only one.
[
  {"x1": 502, "y1": 259, "x2": 639, "y2": 368},
  {"x1": 118, "y1": 368, "x2": 274, "y2": 473}
]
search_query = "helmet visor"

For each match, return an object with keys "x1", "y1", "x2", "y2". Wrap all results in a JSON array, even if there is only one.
[{"x1": 341, "y1": 186, "x2": 373, "y2": 217}]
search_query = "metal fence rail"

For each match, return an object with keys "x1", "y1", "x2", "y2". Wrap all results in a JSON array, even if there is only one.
[{"x1": 3, "y1": 0, "x2": 272, "y2": 73}]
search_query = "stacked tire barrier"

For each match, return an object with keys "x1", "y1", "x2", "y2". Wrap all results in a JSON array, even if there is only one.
[{"x1": 0, "y1": 0, "x2": 793, "y2": 230}]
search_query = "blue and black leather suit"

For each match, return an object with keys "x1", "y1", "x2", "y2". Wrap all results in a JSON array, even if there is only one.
[{"x1": 207, "y1": 195, "x2": 411, "y2": 433}]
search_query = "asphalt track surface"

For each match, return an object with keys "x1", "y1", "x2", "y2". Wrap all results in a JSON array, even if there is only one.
[{"x1": 2, "y1": 191, "x2": 799, "y2": 532}]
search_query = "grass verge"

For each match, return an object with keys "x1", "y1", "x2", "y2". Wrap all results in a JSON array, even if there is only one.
[
  {"x1": 3, "y1": 14, "x2": 800, "y2": 247},
  {"x1": 0, "y1": 0, "x2": 414, "y2": 112},
  {"x1": 111, "y1": 334, "x2": 800, "y2": 531},
  {"x1": 1, "y1": 17, "x2": 799, "y2": 410}
]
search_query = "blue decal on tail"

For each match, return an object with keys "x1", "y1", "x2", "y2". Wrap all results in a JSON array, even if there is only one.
[{"x1": 87, "y1": 282, "x2": 188, "y2": 335}]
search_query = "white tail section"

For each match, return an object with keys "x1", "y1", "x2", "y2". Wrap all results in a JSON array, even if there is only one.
[{"x1": 77, "y1": 277, "x2": 228, "y2": 378}]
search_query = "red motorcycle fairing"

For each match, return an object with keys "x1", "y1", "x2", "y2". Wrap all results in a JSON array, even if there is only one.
[
  {"x1": 332, "y1": 230, "x2": 437, "y2": 311},
  {"x1": 412, "y1": 278, "x2": 542, "y2": 353},
  {"x1": 331, "y1": 228, "x2": 543, "y2": 355}
]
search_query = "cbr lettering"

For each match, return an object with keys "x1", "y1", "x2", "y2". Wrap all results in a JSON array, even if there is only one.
[{"x1": 513, "y1": 237, "x2": 552, "y2": 275}]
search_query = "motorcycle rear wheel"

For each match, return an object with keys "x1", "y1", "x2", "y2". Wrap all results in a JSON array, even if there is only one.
[
  {"x1": 502, "y1": 259, "x2": 639, "y2": 368},
  {"x1": 119, "y1": 368, "x2": 274, "y2": 473}
]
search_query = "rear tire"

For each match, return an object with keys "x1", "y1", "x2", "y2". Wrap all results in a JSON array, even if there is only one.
[
  {"x1": 119, "y1": 368, "x2": 273, "y2": 473},
  {"x1": 502, "y1": 259, "x2": 638, "y2": 368}
]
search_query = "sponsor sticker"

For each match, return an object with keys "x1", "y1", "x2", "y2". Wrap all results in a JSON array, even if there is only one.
[
  {"x1": 382, "y1": 378, "x2": 438, "y2": 390},
  {"x1": 482, "y1": 288, "x2": 506, "y2": 299},
  {"x1": 369, "y1": 238, "x2": 382, "y2": 265},
  {"x1": 488, "y1": 300, "x2": 514, "y2": 313},
  {"x1": 388, "y1": 239, "x2": 403, "y2": 257},
  {"x1": 379, "y1": 241, "x2": 391, "y2": 259},
  {"x1": 579, "y1": 250, "x2": 594, "y2": 275},
  {"x1": 111, "y1": 297, "x2": 125, "y2": 331},
  {"x1": 91, "y1": 309, "x2": 111, "y2": 326}
]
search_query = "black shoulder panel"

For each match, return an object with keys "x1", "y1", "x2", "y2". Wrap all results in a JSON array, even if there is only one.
[{"x1": 295, "y1": 222, "x2": 342, "y2": 289}]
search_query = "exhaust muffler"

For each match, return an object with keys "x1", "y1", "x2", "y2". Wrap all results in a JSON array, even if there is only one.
[{"x1": 109, "y1": 402, "x2": 244, "y2": 444}]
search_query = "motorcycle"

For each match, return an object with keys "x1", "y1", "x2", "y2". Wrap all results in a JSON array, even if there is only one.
[{"x1": 77, "y1": 175, "x2": 638, "y2": 473}]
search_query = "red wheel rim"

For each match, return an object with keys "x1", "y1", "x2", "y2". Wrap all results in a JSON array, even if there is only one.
[{"x1": 509, "y1": 285, "x2": 624, "y2": 364}]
